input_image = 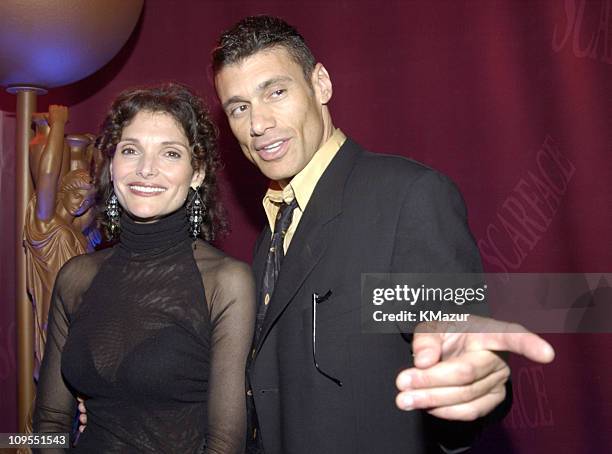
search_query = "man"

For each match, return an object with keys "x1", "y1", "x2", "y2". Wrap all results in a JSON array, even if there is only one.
[{"x1": 212, "y1": 15, "x2": 554, "y2": 454}]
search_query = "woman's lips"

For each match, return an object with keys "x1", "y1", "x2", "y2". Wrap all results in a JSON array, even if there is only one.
[{"x1": 128, "y1": 184, "x2": 168, "y2": 197}]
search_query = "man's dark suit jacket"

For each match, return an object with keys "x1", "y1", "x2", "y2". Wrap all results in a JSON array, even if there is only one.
[{"x1": 249, "y1": 138, "x2": 505, "y2": 453}]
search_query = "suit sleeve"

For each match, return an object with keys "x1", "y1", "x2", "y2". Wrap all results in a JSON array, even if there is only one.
[
  {"x1": 391, "y1": 169, "x2": 482, "y2": 274},
  {"x1": 390, "y1": 169, "x2": 511, "y2": 451}
]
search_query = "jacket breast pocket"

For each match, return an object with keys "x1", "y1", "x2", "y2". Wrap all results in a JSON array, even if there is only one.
[{"x1": 301, "y1": 292, "x2": 361, "y2": 331}]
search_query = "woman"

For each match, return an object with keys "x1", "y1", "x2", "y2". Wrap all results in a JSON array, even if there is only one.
[{"x1": 33, "y1": 84, "x2": 255, "y2": 453}]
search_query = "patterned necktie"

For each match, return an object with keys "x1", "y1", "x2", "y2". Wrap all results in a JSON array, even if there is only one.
[
  {"x1": 254, "y1": 198, "x2": 298, "y2": 344},
  {"x1": 247, "y1": 198, "x2": 298, "y2": 453}
]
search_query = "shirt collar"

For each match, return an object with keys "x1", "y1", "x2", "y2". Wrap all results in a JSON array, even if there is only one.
[{"x1": 263, "y1": 128, "x2": 347, "y2": 229}]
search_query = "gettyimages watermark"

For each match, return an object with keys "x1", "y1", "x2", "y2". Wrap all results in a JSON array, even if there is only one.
[{"x1": 361, "y1": 273, "x2": 612, "y2": 333}]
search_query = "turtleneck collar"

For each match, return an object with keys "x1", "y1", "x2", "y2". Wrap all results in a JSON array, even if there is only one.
[{"x1": 119, "y1": 207, "x2": 191, "y2": 256}]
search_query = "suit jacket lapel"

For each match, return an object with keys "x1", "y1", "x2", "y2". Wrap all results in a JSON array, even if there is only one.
[
  {"x1": 253, "y1": 139, "x2": 361, "y2": 357},
  {"x1": 252, "y1": 226, "x2": 270, "y2": 286}
]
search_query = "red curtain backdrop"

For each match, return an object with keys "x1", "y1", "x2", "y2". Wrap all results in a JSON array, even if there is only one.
[{"x1": 1, "y1": 1, "x2": 610, "y2": 451}]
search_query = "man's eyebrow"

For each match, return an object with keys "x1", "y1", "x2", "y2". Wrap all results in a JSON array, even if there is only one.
[
  {"x1": 222, "y1": 76, "x2": 293, "y2": 111},
  {"x1": 222, "y1": 96, "x2": 247, "y2": 111},
  {"x1": 256, "y1": 76, "x2": 292, "y2": 91}
]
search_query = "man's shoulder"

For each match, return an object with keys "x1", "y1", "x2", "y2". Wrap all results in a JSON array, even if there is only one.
[
  {"x1": 342, "y1": 138, "x2": 434, "y2": 177},
  {"x1": 343, "y1": 140, "x2": 442, "y2": 187},
  {"x1": 363, "y1": 150, "x2": 433, "y2": 175},
  {"x1": 336, "y1": 139, "x2": 464, "y2": 208}
]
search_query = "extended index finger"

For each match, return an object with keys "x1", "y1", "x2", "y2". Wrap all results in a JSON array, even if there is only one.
[{"x1": 462, "y1": 317, "x2": 555, "y2": 364}]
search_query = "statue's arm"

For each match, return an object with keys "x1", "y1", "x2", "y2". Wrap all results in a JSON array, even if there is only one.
[{"x1": 35, "y1": 105, "x2": 68, "y2": 222}]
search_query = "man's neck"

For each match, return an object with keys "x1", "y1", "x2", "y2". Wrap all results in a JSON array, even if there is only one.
[{"x1": 274, "y1": 121, "x2": 336, "y2": 189}]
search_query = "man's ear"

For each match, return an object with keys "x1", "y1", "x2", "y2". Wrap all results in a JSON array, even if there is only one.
[{"x1": 312, "y1": 63, "x2": 333, "y2": 105}]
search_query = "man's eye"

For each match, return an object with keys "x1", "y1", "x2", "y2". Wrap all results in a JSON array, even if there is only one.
[
  {"x1": 271, "y1": 89, "x2": 286, "y2": 97},
  {"x1": 231, "y1": 104, "x2": 249, "y2": 116}
]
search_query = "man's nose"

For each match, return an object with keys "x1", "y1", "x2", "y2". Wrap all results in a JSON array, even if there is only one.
[{"x1": 250, "y1": 104, "x2": 275, "y2": 137}]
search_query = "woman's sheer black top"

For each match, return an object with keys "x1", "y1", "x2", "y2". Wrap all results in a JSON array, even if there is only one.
[{"x1": 33, "y1": 209, "x2": 255, "y2": 453}]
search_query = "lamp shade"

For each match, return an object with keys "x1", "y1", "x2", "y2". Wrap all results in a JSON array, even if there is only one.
[{"x1": 0, "y1": 0, "x2": 144, "y2": 88}]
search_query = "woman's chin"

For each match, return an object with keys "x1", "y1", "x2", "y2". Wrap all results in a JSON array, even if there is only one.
[{"x1": 124, "y1": 207, "x2": 165, "y2": 223}]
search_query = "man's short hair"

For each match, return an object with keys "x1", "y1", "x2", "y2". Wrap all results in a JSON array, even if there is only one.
[{"x1": 212, "y1": 15, "x2": 316, "y2": 83}]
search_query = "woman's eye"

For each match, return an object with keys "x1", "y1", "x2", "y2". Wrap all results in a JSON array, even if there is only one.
[
  {"x1": 120, "y1": 147, "x2": 137, "y2": 155},
  {"x1": 165, "y1": 150, "x2": 181, "y2": 159}
]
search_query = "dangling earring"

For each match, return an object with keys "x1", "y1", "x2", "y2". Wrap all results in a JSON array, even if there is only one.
[
  {"x1": 105, "y1": 191, "x2": 121, "y2": 238},
  {"x1": 187, "y1": 186, "x2": 204, "y2": 239}
]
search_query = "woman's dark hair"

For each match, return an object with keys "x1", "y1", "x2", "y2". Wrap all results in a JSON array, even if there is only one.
[{"x1": 96, "y1": 83, "x2": 225, "y2": 241}]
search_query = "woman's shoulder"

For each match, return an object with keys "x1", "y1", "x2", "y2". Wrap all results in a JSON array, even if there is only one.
[
  {"x1": 61, "y1": 245, "x2": 113, "y2": 268},
  {"x1": 193, "y1": 240, "x2": 255, "y2": 324},
  {"x1": 192, "y1": 240, "x2": 254, "y2": 289},
  {"x1": 192, "y1": 240, "x2": 250, "y2": 271},
  {"x1": 56, "y1": 246, "x2": 114, "y2": 288},
  {"x1": 52, "y1": 247, "x2": 115, "y2": 312}
]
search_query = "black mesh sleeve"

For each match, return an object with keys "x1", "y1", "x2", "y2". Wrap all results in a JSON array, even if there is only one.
[
  {"x1": 203, "y1": 258, "x2": 256, "y2": 453},
  {"x1": 33, "y1": 265, "x2": 78, "y2": 452}
]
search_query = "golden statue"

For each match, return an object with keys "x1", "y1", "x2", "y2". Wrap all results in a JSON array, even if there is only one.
[{"x1": 24, "y1": 105, "x2": 97, "y2": 377}]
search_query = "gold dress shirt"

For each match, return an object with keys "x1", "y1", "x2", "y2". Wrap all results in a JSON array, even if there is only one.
[{"x1": 263, "y1": 128, "x2": 347, "y2": 252}]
